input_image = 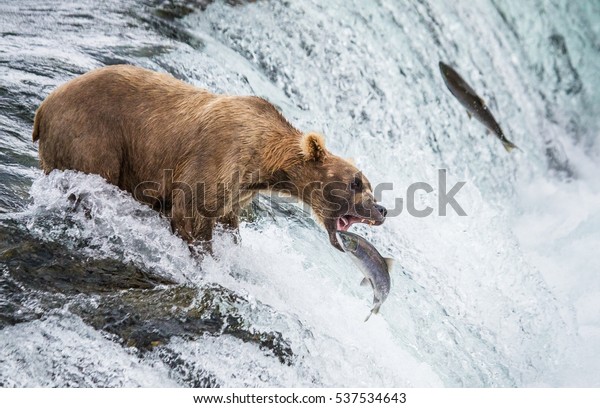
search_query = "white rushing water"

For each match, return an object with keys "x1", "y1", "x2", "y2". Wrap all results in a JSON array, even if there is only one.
[{"x1": 1, "y1": 0, "x2": 599, "y2": 387}]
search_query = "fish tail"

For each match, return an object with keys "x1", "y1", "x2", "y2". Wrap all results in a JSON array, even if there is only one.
[
  {"x1": 502, "y1": 139, "x2": 518, "y2": 153},
  {"x1": 364, "y1": 304, "x2": 381, "y2": 322}
]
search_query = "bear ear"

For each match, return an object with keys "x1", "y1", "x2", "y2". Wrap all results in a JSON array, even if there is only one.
[{"x1": 300, "y1": 132, "x2": 327, "y2": 162}]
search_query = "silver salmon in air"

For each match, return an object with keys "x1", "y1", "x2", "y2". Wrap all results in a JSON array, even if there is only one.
[
  {"x1": 337, "y1": 231, "x2": 394, "y2": 321},
  {"x1": 439, "y1": 61, "x2": 517, "y2": 152}
]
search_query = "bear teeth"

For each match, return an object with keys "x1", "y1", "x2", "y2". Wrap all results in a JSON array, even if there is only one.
[{"x1": 337, "y1": 216, "x2": 350, "y2": 230}]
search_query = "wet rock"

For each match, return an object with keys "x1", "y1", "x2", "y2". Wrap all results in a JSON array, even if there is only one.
[
  {"x1": 153, "y1": 347, "x2": 221, "y2": 387},
  {"x1": 0, "y1": 228, "x2": 176, "y2": 295},
  {"x1": 0, "y1": 221, "x2": 294, "y2": 369},
  {"x1": 70, "y1": 284, "x2": 294, "y2": 365},
  {"x1": 153, "y1": 0, "x2": 215, "y2": 19},
  {"x1": 150, "y1": 0, "x2": 257, "y2": 20},
  {"x1": 198, "y1": 286, "x2": 294, "y2": 365},
  {"x1": 0, "y1": 272, "x2": 43, "y2": 329}
]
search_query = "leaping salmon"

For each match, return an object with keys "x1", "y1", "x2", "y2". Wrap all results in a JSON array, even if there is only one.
[
  {"x1": 338, "y1": 231, "x2": 393, "y2": 321},
  {"x1": 439, "y1": 61, "x2": 517, "y2": 152}
]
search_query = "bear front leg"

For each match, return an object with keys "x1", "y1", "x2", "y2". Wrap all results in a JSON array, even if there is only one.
[
  {"x1": 190, "y1": 215, "x2": 216, "y2": 255},
  {"x1": 171, "y1": 201, "x2": 215, "y2": 255},
  {"x1": 217, "y1": 212, "x2": 241, "y2": 244}
]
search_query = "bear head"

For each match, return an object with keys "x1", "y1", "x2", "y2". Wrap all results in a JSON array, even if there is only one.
[{"x1": 283, "y1": 132, "x2": 387, "y2": 251}]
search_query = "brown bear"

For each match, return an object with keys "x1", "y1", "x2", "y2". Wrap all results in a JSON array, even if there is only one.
[{"x1": 32, "y1": 65, "x2": 386, "y2": 251}]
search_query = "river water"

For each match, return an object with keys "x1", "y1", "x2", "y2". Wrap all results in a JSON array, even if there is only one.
[{"x1": 1, "y1": 0, "x2": 599, "y2": 387}]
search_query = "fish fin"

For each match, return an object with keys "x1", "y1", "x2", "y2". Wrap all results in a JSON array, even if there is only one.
[
  {"x1": 384, "y1": 257, "x2": 395, "y2": 272},
  {"x1": 360, "y1": 277, "x2": 370, "y2": 287},
  {"x1": 502, "y1": 140, "x2": 518, "y2": 153},
  {"x1": 364, "y1": 305, "x2": 381, "y2": 322},
  {"x1": 466, "y1": 110, "x2": 472, "y2": 119}
]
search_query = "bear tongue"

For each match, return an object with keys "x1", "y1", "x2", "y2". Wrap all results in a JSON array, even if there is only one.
[
  {"x1": 336, "y1": 215, "x2": 365, "y2": 231},
  {"x1": 336, "y1": 216, "x2": 349, "y2": 231}
]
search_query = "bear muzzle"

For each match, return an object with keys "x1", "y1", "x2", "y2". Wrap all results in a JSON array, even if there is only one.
[{"x1": 327, "y1": 202, "x2": 387, "y2": 251}]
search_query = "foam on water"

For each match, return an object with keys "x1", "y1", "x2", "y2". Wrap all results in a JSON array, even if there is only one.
[
  {"x1": 23, "y1": 170, "x2": 196, "y2": 284},
  {"x1": 512, "y1": 142, "x2": 600, "y2": 386},
  {"x1": 0, "y1": 313, "x2": 178, "y2": 387}
]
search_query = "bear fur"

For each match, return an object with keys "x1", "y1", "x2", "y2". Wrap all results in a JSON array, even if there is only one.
[{"x1": 33, "y1": 65, "x2": 385, "y2": 250}]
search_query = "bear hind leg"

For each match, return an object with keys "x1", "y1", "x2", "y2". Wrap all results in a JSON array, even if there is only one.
[{"x1": 70, "y1": 136, "x2": 122, "y2": 186}]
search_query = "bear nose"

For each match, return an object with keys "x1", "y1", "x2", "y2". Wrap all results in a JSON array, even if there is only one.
[{"x1": 374, "y1": 203, "x2": 387, "y2": 218}]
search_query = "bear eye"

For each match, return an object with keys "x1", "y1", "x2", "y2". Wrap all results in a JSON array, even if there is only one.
[{"x1": 350, "y1": 177, "x2": 362, "y2": 191}]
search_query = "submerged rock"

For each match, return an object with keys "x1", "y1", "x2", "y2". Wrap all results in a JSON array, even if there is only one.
[
  {"x1": 0, "y1": 220, "x2": 294, "y2": 380},
  {"x1": 71, "y1": 284, "x2": 294, "y2": 365},
  {"x1": 0, "y1": 222, "x2": 176, "y2": 295},
  {"x1": 150, "y1": 0, "x2": 257, "y2": 20}
]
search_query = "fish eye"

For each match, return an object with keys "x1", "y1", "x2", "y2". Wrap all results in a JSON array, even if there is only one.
[{"x1": 350, "y1": 177, "x2": 362, "y2": 191}]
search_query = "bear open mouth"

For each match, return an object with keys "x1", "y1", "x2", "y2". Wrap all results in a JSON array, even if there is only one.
[{"x1": 336, "y1": 214, "x2": 377, "y2": 231}]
